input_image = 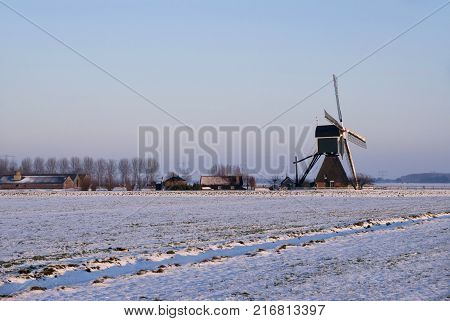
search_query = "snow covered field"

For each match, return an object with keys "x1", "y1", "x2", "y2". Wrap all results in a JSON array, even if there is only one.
[{"x1": 0, "y1": 189, "x2": 449, "y2": 300}]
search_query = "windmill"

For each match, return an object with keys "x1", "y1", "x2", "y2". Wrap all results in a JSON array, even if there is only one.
[{"x1": 294, "y1": 75, "x2": 367, "y2": 189}]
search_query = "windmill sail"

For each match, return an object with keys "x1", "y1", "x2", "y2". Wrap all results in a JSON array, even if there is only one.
[
  {"x1": 343, "y1": 138, "x2": 359, "y2": 189},
  {"x1": 333, "y1": 74, "x2": 343, "y2": 123},
  {"x1": 347, "y1": 130, "x2": 367, "y2": 149},
  {"x1": 324, "y1": 110, "x2": 344, "y2": 130}
]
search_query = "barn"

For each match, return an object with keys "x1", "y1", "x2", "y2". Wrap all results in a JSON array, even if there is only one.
[
  {"x1": 200, "y1": 176, "x2": 243, "y2": 190},
  {"x1": 0, "y1": 171, "x2": 75, "y2": 189}
]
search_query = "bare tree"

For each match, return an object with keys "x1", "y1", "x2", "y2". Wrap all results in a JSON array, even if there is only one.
[
  {"x1": 45, "y1": 158, "x2": 57, "y2": 174},
  {"x1": 105, "y1": 159, "x2": 117, "y2": 190},
  {"x1": 70, "y1": 157, "x2": 82, "y2": 173},
  {"x1": 8, "y1": 160, "x2": 17, "y2": 173},
  {"x1": 131, "y1": 158, "x2": 144, "y2": 189},
  {"x1": 243, "y1": 173, "x2": 256, "y2": 190},
  {"x1": 0, "y1": 158, "x2": 17, "y2": 175},
  {"x1": 209, "y1": 164, "x2": 219, "y2": 176},
  {"x1": 144, "y1": 158, "x2": 159, "y2": 185},
  {"x1": 118, "y1": 158, "x2": 131, "y2": 187},
  {"x1": 210, "y1": 164, "x2": 226, "y2": 176},
  {"x1": 179, "y1": 167, "x2": 192, "y2": 183},
  {"x1": 249, "y1": 176, "x2": 257, "y2": 189},
  {"x1": 57, "y1": 158, "x2": 70, "y2": 174},
  {"x1": 20, "y1": 158, "x2": 32, "y2": 175},
  {"x1": 139, "y1": 158, "x2": 147, "y2": 187},
  {"x1": 0, "y1": 159, "x2": 8, "y2": 175},
  {"x1": 271, "y1": 176, "x2": 280, "y2": 190},
  {"x1": 82, "y1": 156, "x2": 95, "y2": 176},
  {"x1": 33, "y1": 157, "x2": 45, "y2": 174},
  {"x1": 209, "y1": 164, "x2": 242, "y2": 176},
  {"x1": 95, "y1": 158, "x2": 106, "y2": 187},
  {"x1": 357, "y1": 173, "x2": 374, "y2": 189}
]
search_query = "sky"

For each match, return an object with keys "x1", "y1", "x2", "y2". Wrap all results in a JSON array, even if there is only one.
[{"x1": 0, "y1": 0, "x2": 449, "y2": 178}]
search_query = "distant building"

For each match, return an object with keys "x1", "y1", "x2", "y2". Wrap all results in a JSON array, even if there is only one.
[
  {"x1": 200, "y1": 176, "x2": 243, "y2": 190},
  {"x1": 163, "y1": 175, "x2": 187, "y2": 190},
  {"x1": 280, "y1": 176, "x2": 295, "y2": 190},
  {"x1": 0, "y1": 171, "x2": 75, "y2": 190},
  {"x1": 72, "y1": 174, "x2": 89, "y2": 189},
  {"x1": 315, "y1": 156, "x2": 350, "y2": 188}
]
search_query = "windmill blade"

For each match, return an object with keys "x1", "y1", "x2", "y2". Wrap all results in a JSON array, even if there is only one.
[
  {"x1": 347, "y1": 129, "x2": 367, "y2": 145},
  {"x1": 333, "y1": 74, "x2": 343, "y2": 123},
  {"x1": 340, "y1": 137, "x2": 346, "y2": 159},
  {"x1": 343, "y1": 138, "x2": 359, "y2": 190},
  {"x1": 324, "y1": 109, "x2": 344, "y2": 130},
  {"x1": 347, "y1": 130, "x2": 367, "y2": 149}
]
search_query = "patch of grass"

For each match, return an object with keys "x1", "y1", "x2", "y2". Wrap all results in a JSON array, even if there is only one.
[
  {"x1": 18, "y1": 268, "x2": 32, "y2": 275},
  {"x1": 30, "y1": 256, "x2": 47, "y2": 261},
  {"x1": 41, "y1": 267, "x2": 56, "y2": 276},
  {"x1": 29, "y1": 286, "x2": 46, "y2": 291},
  {"x1": 92, "y1": 276, "x2": 111, "y2": 284},
  {"x1": 136, "y1": 269, "x2": 149, "y2": 276},
  {"x1": 112, "y1": 247, "x2": 128, "y2": 252}
]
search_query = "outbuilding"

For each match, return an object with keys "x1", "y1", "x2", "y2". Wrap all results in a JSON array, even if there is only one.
[
  {"x1": 200, "y1": 176, "x2": 243, "y2": 190},
  {"x1": 163, "y1": 175, "x2": 187, "y2": 190},
  {"x1": 0, "y1": 171, "x2": 75, "y2": 189}
]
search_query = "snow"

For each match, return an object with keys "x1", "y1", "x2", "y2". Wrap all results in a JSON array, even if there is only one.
[{"x1": 0, "y1": 189, "x2": 449, "y2": 300}]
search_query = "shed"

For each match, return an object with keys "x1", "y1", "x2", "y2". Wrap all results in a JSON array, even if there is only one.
[{"x1": 280, "y1": 176, "x2": 295, "y2": 190}]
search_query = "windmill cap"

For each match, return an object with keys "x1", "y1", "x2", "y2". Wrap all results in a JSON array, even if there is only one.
[{"x1": 315, "y1": 125, "x2": 341, "y2": 138}]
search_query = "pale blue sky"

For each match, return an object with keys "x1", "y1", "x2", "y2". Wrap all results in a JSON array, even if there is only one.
[{"x1": 0, "y1": 0, "x2": 449, "y2": 177}]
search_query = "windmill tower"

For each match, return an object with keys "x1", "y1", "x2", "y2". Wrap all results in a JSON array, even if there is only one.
[{"x1": 294, "y1": 75, "x2": 367, "y2": 189}]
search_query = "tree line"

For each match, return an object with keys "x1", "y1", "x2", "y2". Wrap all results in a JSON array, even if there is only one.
[{"x1": 0, "y1": 157, "x2": 159, "y2": 190}]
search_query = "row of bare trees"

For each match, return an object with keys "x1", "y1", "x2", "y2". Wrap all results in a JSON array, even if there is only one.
[{"x1": 0, "y1": 156, "x2": 160, "y2": 190}]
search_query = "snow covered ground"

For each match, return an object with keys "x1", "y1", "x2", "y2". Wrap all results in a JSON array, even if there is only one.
[{"x1": 0, "y1": 189, "x2": 449, "y2": 300}]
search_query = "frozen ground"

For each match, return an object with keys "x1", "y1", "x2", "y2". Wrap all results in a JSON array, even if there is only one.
[{"x1": 0, "y1": 189, "x2": 449, "y2": 300}]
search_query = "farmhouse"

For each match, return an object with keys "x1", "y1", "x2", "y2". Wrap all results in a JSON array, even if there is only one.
[
  {"x1": 280, "y1": 176, "x2": 295, "y2": 190},
  {"x1": 0, "y1": 171, "x2": 75, "y2": 190},
  {"x1": 163, "y1": 175, "x2": 187, "y2": 190},
  {"x1": 200, "y1": 176, "x2": 243, "y2": 190}
]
